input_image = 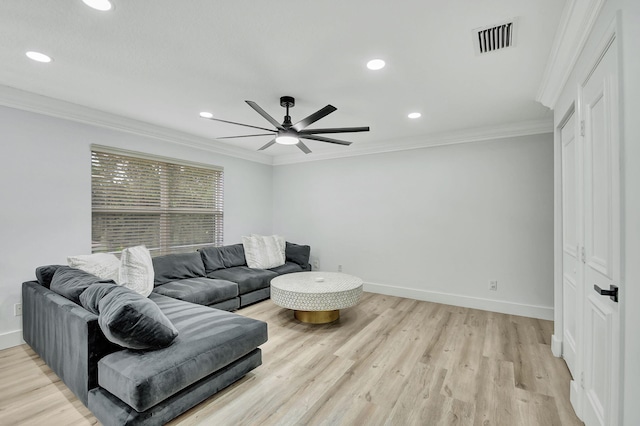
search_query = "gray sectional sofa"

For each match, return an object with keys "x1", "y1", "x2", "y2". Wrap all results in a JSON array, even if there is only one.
[
  {"x1": 153, "y1": 242, "x2": 311, "y2": 310},
  {"x1": 22, "y1": 241, "x2": 311, "y2": 426}
]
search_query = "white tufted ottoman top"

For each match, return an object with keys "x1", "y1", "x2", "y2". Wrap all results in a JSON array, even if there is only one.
[{"x1": 270, "y1": 272, "x2": 363, "y2": 311}]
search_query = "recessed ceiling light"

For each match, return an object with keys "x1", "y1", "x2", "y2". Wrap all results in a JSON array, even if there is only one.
[
  {"x1": 82, "y1": 0, "x2": 113, "y2": 11},
  {"x1": 366, "y1": 59, "x2": 385, "y2": 70},
  {"x1": 199, "y1": 112, "x2": 213, "y2": 119},
  {"x1": 25, "y1": 51, "x2": 52, "y2": 63},
  {"x1": 408, "y1": 112, "x2": 422, "y2": 119}
]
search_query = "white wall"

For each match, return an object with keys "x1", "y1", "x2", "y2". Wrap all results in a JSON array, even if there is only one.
[
  {"x1": 272, "y1": 134, "x2": 554, "y2": 319},
  {"x1": 0, "y1": 106, "x2": 273, "y2": 348}
]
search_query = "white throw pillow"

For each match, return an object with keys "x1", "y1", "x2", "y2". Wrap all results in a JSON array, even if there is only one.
[
  {"x1": 118, "y1": 245, "x2": 154, "y2": 297},
  {"x1": 254, "y1": 234, "x2": 285, "y2": 266},
  {"x1": 242, "y1": 235, "x2": 285, "y2": 269},
  {"x1": 67, "y1": 253, "x2": 120, "y2": 283}
]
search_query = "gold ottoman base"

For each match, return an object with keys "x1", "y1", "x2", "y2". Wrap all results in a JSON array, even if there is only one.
[{"x1": 294, "y1": 309, "x2": 339, "y2": 324}]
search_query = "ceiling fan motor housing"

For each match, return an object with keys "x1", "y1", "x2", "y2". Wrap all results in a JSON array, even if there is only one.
[
  {"x1": 280, "y1": 96, "x2": 295, "y2": 127},
  {"x1": 280, "y1": 96, "x2": 295, "y2": 108}
]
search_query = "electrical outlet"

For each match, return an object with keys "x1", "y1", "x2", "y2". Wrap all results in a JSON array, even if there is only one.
[
  {"x1": 313, "y1": 259, "x2": 319, "y2": 270},
  {"x1": 489, "y1": 280, "x2": 498, "y2": 291},
  {"x1": 14, "y1": 303, "x2": 22, "y2": 316},
  {"x1": 338, "y1": 264, "x2": 343, "y2": 272}
]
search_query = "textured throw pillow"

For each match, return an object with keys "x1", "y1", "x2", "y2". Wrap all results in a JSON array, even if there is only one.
[
  {"x1": 50, "y1": 266, "x2": 114, "y2": 304},
  {"x1": 119, "y1": 246, "x2": 154, "y2": 297},
  {"x1": 67, "y1": 253, "x2": 120, "y2": 283},
  {"x1": 242, "y1": 235, "x2": 285, "y2": 269},
  {"x1": 97, "y1": 285, "x2": 178, "y2": 350}
]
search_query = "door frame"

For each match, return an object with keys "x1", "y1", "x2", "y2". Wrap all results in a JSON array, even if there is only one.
[{"x1": 552, "y1": 15, "x2": 623, "y2": 424}]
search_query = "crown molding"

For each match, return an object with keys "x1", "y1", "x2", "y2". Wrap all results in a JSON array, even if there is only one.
[
  {"x1": 0, "y1": 85, "x2": 552, "y2": 167},
  {"x1": 0, "y1": 85, "x2": 274, "y2": 165},
  {"x1": 272, "y1": 118, "x2": 553, "y2": 166},
  {"x1": 536, "y1": 0, "x2": 606, "y2": 109}
]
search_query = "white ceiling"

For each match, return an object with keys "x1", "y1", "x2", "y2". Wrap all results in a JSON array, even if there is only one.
[{"x1": 0, "y1": 0, "x2": 565, "y2": 161}]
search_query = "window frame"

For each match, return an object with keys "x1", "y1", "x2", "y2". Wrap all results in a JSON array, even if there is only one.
[{"x1": 91, "y1": 145, "x2": 224, "y2": 256}]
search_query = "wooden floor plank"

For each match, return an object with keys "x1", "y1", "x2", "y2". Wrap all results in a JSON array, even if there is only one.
[{"x1": 0, "y1": 292, "x2": 583, "y2": 426}]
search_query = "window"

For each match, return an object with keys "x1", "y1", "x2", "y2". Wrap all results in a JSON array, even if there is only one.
[{"x1": 91, "y1": 147, "x2": 223, "y2": 256}]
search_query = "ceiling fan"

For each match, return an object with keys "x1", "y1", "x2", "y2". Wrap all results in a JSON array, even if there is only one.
[{"x1": 201, "y1": 96, "x2": 369, "y2": 154}]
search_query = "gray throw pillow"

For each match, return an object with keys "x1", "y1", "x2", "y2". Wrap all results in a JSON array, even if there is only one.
[
  {"x1": 286, "y1": 242, "x2": 311, "y2": 267},
  {"x1": 79, "y1": 282, "x2": 119, "y2": 315},
  {"x1": 98, "y1": 286, "x2": 178, "y2": 350},
  {"x1": 50, "y1": 266, "x2": 113, "y2": 304},
  {"x1": 35, "y1": 265, "x2": 64, "y2": 288}
]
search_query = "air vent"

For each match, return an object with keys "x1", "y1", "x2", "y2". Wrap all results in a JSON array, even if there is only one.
[{"x1": 473, "y1": 19, "x2": 516, "y2": 55}]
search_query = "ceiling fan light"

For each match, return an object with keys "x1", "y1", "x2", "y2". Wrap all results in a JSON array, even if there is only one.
[
  {"x1": 275, "y1": 135, "x2": 299, "y2": 145},
  {"x1": 408, "y1": 112, "x2": 422, "y2": 119},
  {"x1": 199, "y1": 111, "x2": 213, "y2": 118}
]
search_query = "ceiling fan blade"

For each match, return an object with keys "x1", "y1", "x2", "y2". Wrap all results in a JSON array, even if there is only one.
[
  {"x1": 201, "y1": 116, "x2": 274, "y2": 132},
  {"x1": 296, "y1": 141, "x2": 312, "y2": 154},
  {"x1": 298, "y1": 126, "x2": 370, "y2": 135},
  {"x1": 246, "y1": 101, "x2": 284, "y2": 130},
  {"x1": 292, "y1": 105, "x2": 337, "y2": 131},
  {"x1": 258, "y1": 139, "x2": 277, "y2": 151},
  {"x1": 217, "y1": 133, "x2": 275, "y2": 139},
  {"x1": 300, "y1": 134, "x2": 352, "y2": 146}
]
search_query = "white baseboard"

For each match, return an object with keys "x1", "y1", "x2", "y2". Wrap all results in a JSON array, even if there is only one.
[
  {"x1": 363, "y1": 282, "x2": 554, "y2": 320},
  {"x1": 551, "y1": 334, "x2": 563, "y2": 357},
  {"x1": 0, "y1": 329, "x2": 24, "y2": 350},
  {"x1": 570, "y1": 380, "x2": 583, "y2": 420}
]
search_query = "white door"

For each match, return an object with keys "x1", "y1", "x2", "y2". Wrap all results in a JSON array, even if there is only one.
[
  {"x1": 580, "y1": 34, "x2": 620, "y2": 426},
  {"x1": 561, "y1": 112, "x2": 581, "y2": 377}
]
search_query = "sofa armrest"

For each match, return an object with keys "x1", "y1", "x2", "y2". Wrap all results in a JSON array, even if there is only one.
[{"x1": 22, "y1": 281, "x2": 119, "y2": 406}]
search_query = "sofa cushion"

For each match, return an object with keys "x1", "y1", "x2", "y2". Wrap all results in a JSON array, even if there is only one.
[
  {"x1": 207, "y1": 266, "x2": 277, "y2": 295},
  {"x1": 219, "y1": 244, "x2": 247, "y2": 268},
  {"x1": 35, "y1": 264, "x2": 64, "y2": 288},
  {"x1": 286, "y1": 241, "x2": 311, "y2": 267},
  {"x1": 79, "y1": 282, "x2": 119, "y2": 315},
  {"x1": 199, "y1": 244, "x2": 247, "y2": 273},
  {"x1": 152, "y1": 277, "x2": 238, "y2": 306},
  {"x1": 50, "y1": 266, "x2": 113, "y2": 304},
  {"x1": 97, "y1": 293, "x2": 268, "y2": 412},
  {"x1": 152, "y1": 252, "x2": 206, "y2": 286},
  {"x1": 88, "y1": 349, "x2": 262, "y2": 426},
  {"x1": 198, "y1": 246, "x2": 225, "y2": 273},
  {"x1": 269, "y1": 261, "x2": 304, "y2": 275},
  {"x1": 98, "y1": 286, "x2": 178, "y2": 350}
]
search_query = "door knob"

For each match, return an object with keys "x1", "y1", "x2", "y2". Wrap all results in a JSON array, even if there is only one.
[{"x1": 594, "y1": 284, "x2": 618, "y2": 303}]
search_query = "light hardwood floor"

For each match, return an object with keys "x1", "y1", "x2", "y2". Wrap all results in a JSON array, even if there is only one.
[{"x1": 0, "y1": 293, "x2": 583, "y2": 426}]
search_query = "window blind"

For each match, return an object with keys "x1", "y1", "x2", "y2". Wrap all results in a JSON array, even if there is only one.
[{"x1": 91, "y1": 148, "x2": 223, "y2": 256}]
